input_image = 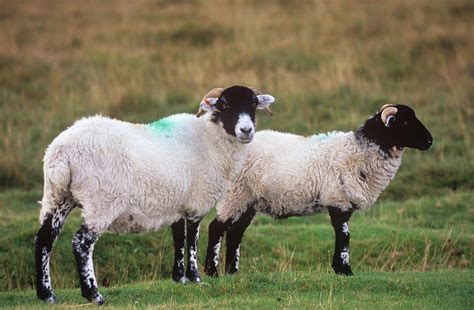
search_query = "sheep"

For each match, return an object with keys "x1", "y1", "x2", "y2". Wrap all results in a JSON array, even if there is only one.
[
  {"x1": 204, "y1": 104, "x2": 433, "y2": 277},
  {"x1": 34, "y1": 85, "x2": 275, "y2": 304}
]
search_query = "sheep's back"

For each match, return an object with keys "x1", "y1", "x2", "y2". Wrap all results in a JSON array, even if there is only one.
[{"x1": 243, "y1": 130, "x2": 355, "y2": 214}]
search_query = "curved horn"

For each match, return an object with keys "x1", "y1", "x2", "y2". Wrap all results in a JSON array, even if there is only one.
[
  {"x1": 380, "y1": 105, "x2": 398, "y2": 125},
  {"x1": 380, "y1": 104, "x2": 395, "y2": 111},
  {"x1": 196, "y1": 87, "x2": 224, "y2": 117},
  {"x1": 202, "y1": 88, "x2": 224, "y2": 101},
  {"x1": 250, "y1": 87, "x2": 273, "y2": 116}
]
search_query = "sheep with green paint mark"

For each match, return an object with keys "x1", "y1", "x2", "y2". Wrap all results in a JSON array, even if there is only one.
[{"x1": 34, "y1": 86, "x2": 275, "y2": 304}]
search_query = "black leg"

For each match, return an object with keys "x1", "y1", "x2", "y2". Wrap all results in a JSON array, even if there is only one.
[
  {"x1": 185, "y1": 219, "x2": 202, "y2": 282},
  {"x1": 225, "y1": 205, "x2": 256, "y2": 274},
  {"x1": 204, "y1": 218, "x2": 232, "y2": 277},
  {"x1": 72, "y1": 224, "x2": 104, "y2": 305},
  {"x1": 328, "y1": 207, "x2": 353, "y2": 276},
  {"x1": 35, "y1": 203, "x2": 74, "y2": 303},
  {"x1": 171, "y1": 219, "x2": 187, "y2": 283}
]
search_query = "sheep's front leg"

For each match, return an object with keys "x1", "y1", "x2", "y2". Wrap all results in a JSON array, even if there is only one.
[
  {"x1": 328, "y1": 207, "x2": 353, "y2": 276},
  {"x1": 204, "y1": 218, "x2": 232, "y2": 277},
  {"x1": 171, "y1": 219, "x2": 188, "y2": 284},
  {"x1": 185, "y1": 219, "x2": 202, "y2": 282},
  {"x1": 225, "y1": 205, "x2": 256, "y2": 274},
  {"x1": 72, "y1": 224, "x2": 104, "y2": 305}
]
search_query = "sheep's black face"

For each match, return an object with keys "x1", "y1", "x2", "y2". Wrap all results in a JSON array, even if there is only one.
[
  {"x1": 211, "y1": 86, "x2": 259, "y2": 143},
  {"x1": 358, "y1": 104, "x2": 433, "y2": 152},
  {"x1": 387, "y1": 105, "x2": 433, "y2": 150}
]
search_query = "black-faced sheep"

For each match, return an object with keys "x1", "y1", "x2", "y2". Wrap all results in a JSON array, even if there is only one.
[
  {"x1": 34, "y1": 86, "x2": 275, "y2": 304},
  {"x1": 204, "y1": 104, "x2": 433, "y2": 277}
]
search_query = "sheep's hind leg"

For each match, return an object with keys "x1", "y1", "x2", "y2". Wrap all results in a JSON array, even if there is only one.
[
  {"x1": 328, "y1": 207, "x2": 353, "y2": 276},
  {"x1": 72, "y1": 224, "x2": 105, "y2": 305},
  {"x1": 225, "y1": 205, "x2": 256, "y2": 274},
  {"x1": 185, "y1": 219, "x2": 202, "y2": 282},
  {"x1": 171, "y1": 219, "x2": 188, "y2": 284},
  {"x1": 35, "y1": 200, "x2": 75, "y2": 303},
  {"x1": 204, "y1": 218, "x2": 232, "y2": 277}
]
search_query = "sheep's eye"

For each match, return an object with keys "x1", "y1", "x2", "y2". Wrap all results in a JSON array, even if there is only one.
[
  {"x1": 402, "y1": 121, "x2": 408, "y2": 126},
  {"x1": 253, "y1": 98, "x2": 259, "y2": 107},
  {"x1": 222, "y1": 104, "x2": 230, "y2": 109}
]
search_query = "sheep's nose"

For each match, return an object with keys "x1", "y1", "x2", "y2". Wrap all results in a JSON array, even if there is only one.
[
  {"x1": 427, "y1": 135, "x2": 433, "y2": 145},
  {"x1": 240, "y1": 127, "x2": 252, "y2": 134}
]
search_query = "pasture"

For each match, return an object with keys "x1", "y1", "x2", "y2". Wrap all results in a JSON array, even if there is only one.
[{"x1": 0, "y1": 0, "x2": 472, "y2": 308}]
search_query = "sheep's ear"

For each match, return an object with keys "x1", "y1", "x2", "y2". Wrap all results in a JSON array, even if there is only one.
[
  {"x1": 256, "y1": 94, "x2": 275, "y2": 116},
  {"x1": 256, "y1": 94, "x2": 275, "y2": 109},
  {"x1": 196, "y1": 97, "x2": 219, "y2": 117},
  {"x1": 199, "y1": 97, "x2": 219, "y2": 112}
]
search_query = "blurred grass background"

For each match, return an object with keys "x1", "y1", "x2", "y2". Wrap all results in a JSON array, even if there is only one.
[
  {"x1": 0, "y1": 0, "x2": 472, "y2": 302},
  {"x1": 0, "y1": 0, "x2": 472, "y2": 196}
]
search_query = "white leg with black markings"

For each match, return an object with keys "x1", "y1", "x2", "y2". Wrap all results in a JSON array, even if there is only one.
[
  {"x1": 72, "y1": 224, "x2": 104, "y2": 305},
  {"x1": 328, "y1": 206, "x2": 353, "y2": 276},
  {"x1": 185, "y1": 219, "x2": 202, "y2": 282},
  {"x1": 35, "y1": 200, "x2": 75, "y2": 303}
]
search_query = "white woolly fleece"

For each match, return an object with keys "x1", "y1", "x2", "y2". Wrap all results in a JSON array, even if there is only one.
[
  {"x1": 216, "y1": 130, "x2": 403, "y2": 221},
  {"x1": 40, "y1": 114, "x2": 249, "y2": 233}
]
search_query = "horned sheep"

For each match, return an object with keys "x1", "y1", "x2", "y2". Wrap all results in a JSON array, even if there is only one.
[
  {"x1": 204, "y1": 104, "x2": 433, "y2": 277},
  {"x1": 34, "y1": 85, "x2": 275, "y2": 304}
]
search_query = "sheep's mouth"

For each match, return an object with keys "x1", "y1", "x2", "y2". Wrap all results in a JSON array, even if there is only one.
[{"x1": 237, "y1": 136, "x2": 253, "y2": 144}]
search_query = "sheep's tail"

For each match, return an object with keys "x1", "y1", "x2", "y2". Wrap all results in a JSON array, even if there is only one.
[{"x1": 39, "y1": 144, "x2": 73, "y2": 224}]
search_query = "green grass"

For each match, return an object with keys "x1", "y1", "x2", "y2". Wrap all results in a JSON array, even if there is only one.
[
  {"x1": 0, "y1": 0, "x2": 472, "y2": 308},
  {"x1": 0, "y1": 190, "x2": 472, "y2": 307},
  {"x1": 0, "y1": 271, "x2": 472, "y2": 308}
]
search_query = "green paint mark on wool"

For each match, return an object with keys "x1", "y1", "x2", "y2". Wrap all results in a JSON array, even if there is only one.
[
  {"x1": 310, "y1": 130, "x2": 341, "y2": 143},
  {"x1": 147, "y1": 118, "x2": 174, "y2": 136}
]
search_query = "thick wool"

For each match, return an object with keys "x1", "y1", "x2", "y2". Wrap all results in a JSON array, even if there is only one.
[
  {"x1": 216, "y1": 130, "x2": 403, "y2": 222},
  {"x1": 40, "y1": 113, "x2": 249, "y2": 234}
]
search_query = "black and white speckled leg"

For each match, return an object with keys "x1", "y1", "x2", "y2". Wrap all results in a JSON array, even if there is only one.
[
  {"x1": 225, "y1": 205, "x2": 256, "y2": 274},
  {"x1": 171, "y1": 219, "x2": 188, "y2": 284},
  {"x1": 328, "y1": 207, "x2": 353, "y2": 276},
  {"x1": 204, "y1": 218, "x2": 232, "y2": 277},
  {"x1": 185, "y1": 219, "x2": 202, "y2": 282},
  {"x1": 35, "y1": 201, "x2": 74, "y2": 303},
  {"x1": 72, "y1": 224, "x2": 104, "y2": 305}
]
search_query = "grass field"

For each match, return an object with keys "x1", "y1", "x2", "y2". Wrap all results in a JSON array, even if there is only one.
[
  {"x1": 0, "y1": 0, "x2": 472, "y2": 308},
  {"x1": 1, "y1": 271, "x2": 472, "y2": 308}
]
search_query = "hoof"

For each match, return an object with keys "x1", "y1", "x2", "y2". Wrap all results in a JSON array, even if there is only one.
[
  {"x1": 90, "y1": 293, "x2": 105, "y2": 305},
  {"x1": 335, "y1": 270, "x2": 354, "y2": 276},
  {"x1": 42, "y1": 293, "x2": 57, "y2": 304},
  {"x1": 191, "y1": 276, "x2": 202, "y2": 283},
  {"x1": 333, "y1": 264, "x2": 354, "y2": 276},
  {"x1": 175, "y1": 276, "x2": 190, "y2": 284},
  {"x1": 186, "y1": 271, "x2": 202, "y2": 283},
  {"x1": 206, "y1": 271, "x2": 218, "y2": 277},
  {"x1": 204, "y1": 264, "x2": 218, "y2": 277},
  {"x1": 84, "y1": 291, "x2": 105, "y2": 305}
]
